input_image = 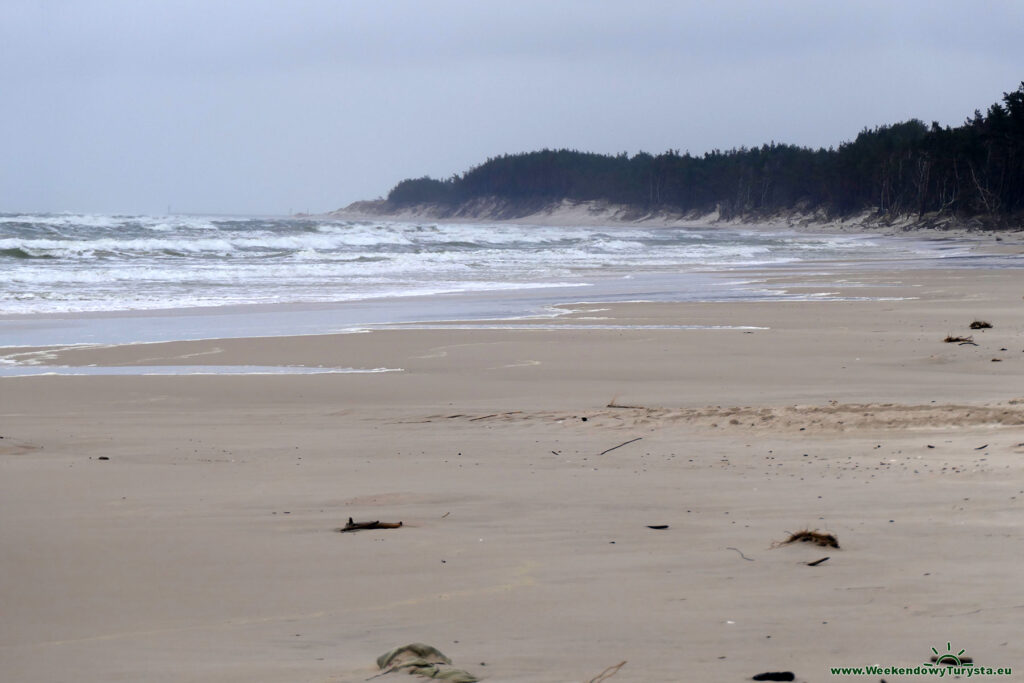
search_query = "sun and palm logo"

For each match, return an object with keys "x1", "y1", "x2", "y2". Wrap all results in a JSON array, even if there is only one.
[{"x1": 925, "y1": 642, "x2": 972, "y2": 667}]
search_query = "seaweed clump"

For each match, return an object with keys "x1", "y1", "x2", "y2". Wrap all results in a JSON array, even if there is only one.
[{"x1": 776, "y1": 529, "x2": 840, "y2": 549}]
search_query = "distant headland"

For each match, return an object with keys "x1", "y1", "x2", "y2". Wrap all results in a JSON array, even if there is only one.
[{"x1": 335, "y1": 84, "x2": 1024, "y2": 232}]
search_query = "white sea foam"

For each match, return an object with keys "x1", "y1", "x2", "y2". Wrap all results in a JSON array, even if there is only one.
[
  {"x1": 0, "y1": 214, "x2": 985, "y2": 316},
  {"x1": 0, "y1": 365, "x2": 404, "y2": 377}
]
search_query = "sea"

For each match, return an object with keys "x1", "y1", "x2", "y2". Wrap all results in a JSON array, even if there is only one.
[{"x1": 0, "y1": 212, "x2": 1011, "y2": 350}]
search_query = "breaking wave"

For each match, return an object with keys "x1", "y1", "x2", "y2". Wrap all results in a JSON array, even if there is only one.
[{"x1": 0, "y1": 213, "x2": 974, "y2": 314}]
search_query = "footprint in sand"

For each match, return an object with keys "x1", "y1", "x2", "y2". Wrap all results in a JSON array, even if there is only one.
[{"x1": 0, "y1": 438, "x2": 43, "y2": 456}]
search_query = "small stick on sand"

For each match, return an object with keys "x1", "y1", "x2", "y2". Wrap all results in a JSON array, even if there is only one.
[
  {"x1": 598, "y1": 437, "x2": 642, "y2": 456},
  {"x1": 807, "y1": 557, "x2": 830, "y2": 567},
  {"x1": 606, "y1": 395, "x2": 644, "y2": 409},
  {"x1": 727, "y1": 546, "x2": 755, "y2": 561},
  {"x1": 586, "y1": 660, "x2": 626, "y2": 683}
]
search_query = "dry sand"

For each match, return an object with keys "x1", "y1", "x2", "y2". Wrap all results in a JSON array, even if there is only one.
[{"x1": 2, "y1": 268, "x2": 1023, "y2": 682}]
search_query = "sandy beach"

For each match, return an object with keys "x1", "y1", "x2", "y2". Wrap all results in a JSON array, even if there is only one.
[{"x1": 2, "y1": 267, "x2": 1023, "y2": 682}]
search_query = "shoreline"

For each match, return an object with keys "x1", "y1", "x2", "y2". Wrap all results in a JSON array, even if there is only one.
[
  {"x1": 4, "y1": 266, "x2": 1023, "y2": 403},
  {"x1": 4, "y1": 211, "x2": 1020, "y2": 348},
  {"x1": 328, "y1": 198, "x2": 1024, "y2": 244},
  {"x1": 2, "y1": 235, "x2": 1020, "y2": 348}
]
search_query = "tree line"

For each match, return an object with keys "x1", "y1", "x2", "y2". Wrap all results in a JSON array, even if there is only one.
[{"x1": 386, "y1": 83, "x2": 1024, "y2": 225}]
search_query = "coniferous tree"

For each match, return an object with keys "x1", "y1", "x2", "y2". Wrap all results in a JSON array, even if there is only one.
[{"x1": 385, "y1": 84, "x2": 1024, "y2": 227}]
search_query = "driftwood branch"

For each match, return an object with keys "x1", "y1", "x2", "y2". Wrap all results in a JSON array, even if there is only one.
[
  {"x1": 339, "y1": 517, "x2": 403, "y2": 532},
  {"x1": 598, "y1": 437, "x2": 642, "y2": 456}
]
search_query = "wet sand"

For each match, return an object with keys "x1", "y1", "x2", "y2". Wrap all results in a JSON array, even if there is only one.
[{"x1": 2, "y1": 268, "x2": 1023, "y2": 681}]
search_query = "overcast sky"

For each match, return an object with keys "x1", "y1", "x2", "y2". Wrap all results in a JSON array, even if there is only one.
[{"x1": 2, "y1": 1, "x2": 1022, "y2": 215}]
